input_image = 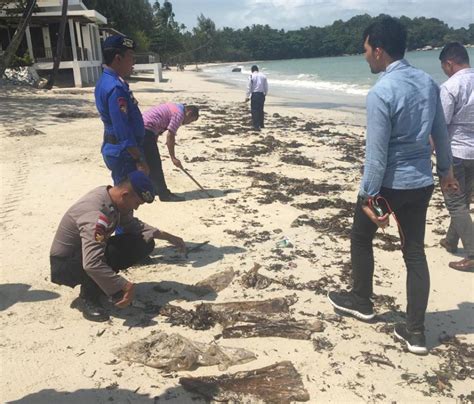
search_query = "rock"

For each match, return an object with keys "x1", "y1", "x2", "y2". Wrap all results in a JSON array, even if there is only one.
[{"x1": 232, "y1": 67, "x2": 242, "y2": 72}]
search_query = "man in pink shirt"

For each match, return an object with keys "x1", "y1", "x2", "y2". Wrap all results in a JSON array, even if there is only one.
[{"x1": 142, "y1": 103, "x2": 199, "y2": 201}]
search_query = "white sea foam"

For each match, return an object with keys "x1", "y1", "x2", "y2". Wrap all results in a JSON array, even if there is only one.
[
  {"x1": 268, "y1": 77, "x2": 369, "y2": 95},
  {"x1": 203, "y1": 64, "x2": 369, "y2": 96}
]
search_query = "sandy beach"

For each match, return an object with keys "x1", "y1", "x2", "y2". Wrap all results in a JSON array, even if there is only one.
[{"x1": 0, "y1": 69, "x2": 472, "y2": 403}]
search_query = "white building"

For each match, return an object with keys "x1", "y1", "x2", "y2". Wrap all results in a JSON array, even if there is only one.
[{"x1": 0, "y1": 0, "x2": 107, "y2": 87}]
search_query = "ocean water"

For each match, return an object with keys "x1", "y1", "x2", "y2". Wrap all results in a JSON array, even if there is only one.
[{"x1": 201, "y1": 48, "x2": 474, "y2": 111}]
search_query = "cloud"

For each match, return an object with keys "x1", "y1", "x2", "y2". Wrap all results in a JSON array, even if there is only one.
[{"x1": 170, "y1": 0, "x2": 474, "y2": 30}]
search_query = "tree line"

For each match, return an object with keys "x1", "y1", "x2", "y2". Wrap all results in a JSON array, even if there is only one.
[
  {"x1": 4, "y1": 0, "x2": 474, "y2": 66},
  {"x1": 84, "y1": 1, "x2": 473, "y2": 63}
]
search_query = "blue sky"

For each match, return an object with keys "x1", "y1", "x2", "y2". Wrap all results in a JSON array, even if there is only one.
[{"x1": 156, "y1": 0, "x2": 474, "y2": 30}]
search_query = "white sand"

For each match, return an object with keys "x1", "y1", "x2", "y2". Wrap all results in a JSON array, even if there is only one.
[{"x1": 0, "y1": 70, "x2": 472, "y2": 403}]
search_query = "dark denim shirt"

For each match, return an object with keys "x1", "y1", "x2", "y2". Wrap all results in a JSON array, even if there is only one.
[{"x1": 360, "y1": 59, "x2": 452, "y2": 198}]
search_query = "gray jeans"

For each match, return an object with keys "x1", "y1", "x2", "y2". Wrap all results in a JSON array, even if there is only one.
[{"x1": 443, "y1": 157, "x2": 474, "y2": 258}]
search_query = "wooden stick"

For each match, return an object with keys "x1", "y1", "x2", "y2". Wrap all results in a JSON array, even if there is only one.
[{"x1": 180, "y1": 167, "x2": 212, "y2": 197}]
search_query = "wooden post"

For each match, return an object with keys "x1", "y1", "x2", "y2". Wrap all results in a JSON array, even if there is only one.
[{"x1": 45, "y1": 0, "x2": 68, "y2": 89}]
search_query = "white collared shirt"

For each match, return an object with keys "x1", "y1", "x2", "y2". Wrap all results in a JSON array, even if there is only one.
[
  {"x1": 246, "y1": 71, "x2": 268, "y2": 98},
  {"x1": 440, "y1": 67, "x2": 474, "y2": 160}
]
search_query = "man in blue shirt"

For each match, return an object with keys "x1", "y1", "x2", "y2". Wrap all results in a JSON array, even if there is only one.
[
  {"x1": 328, "y1": 17, "x2": 458, "y2": 355},
  {"x1": 95, "y1": 35, "x2": 149, "y2": 184}
]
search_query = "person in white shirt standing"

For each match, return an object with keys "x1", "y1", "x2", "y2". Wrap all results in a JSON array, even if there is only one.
[
  {"x1": 245, "y1": 65, "x2": 268, "y2": 131},
  {"x1": 439, "y1": 42, "x2": 474, "y2": 272}
]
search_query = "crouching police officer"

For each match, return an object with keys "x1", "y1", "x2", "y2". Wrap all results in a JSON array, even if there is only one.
[
  {"x1": 95, "y1": 34, "x2": 148, "y2": 184},
  {"x1": 49, "y1": 171, "x2": 186, "y2": 322}
]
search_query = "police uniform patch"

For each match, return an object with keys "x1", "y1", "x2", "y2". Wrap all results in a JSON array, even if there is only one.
[
  {"x1": 94, "y1": 214, "x2": 110, "y2": 243},
  {"x1": 118, "y1": 97, "x2": 127, "y2": 114}
]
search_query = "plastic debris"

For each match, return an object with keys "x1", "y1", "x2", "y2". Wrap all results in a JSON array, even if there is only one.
[{"x1": 113, "y1": 331, "x2": 256, "y2": 372}]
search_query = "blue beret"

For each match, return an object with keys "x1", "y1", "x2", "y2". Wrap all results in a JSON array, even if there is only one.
[
  {"x1": 103, "y1": 35, "x2": 136, "y2": 50},
  {"x1": 128, "y1": 171, "x2": 155, "y2": 203}
]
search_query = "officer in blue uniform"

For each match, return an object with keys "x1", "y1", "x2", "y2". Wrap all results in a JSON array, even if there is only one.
[{"x1": 95, "y1": 35, "x2": 149, "y2": 184}]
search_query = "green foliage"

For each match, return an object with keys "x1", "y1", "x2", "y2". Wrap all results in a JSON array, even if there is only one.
[
  {"x1": 149, "y1": 1, "x2": 184, "y2": 61},
  {"x1": 83, "y1": 0, "x2": 153, "y2": 37},
  {"x1": 9, "y1": 51, "x2": 33, "y2": 67},
  {"x1": 80, "y1": 1, "x2": 473, "y2": 64},
  {"x1": 132, "y1": 30, "x2": 151, "y2": 52}
]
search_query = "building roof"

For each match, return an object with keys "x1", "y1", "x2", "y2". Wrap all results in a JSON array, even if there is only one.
[{"x1": 1, "y1": 0, "x2": 107, "y2": 25}]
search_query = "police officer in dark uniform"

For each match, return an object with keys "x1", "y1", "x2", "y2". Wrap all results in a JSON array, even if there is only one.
[
  {"x1": 95, "y1": 35, "x2": 149, "y2": 184},
  {"x1": 49, "y1": 171, "x2": 186, "y2": 322}
]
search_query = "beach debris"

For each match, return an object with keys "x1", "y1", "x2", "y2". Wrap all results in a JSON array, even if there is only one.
[
  {"x1": 281, "y1": 152, "x2": 318, "y2": 167},
  {"x1": 293, "y1": 198, "x2": 355, "y2": 211},
  {"x1": 8, "y1": 126, "x2": 45, "y2": 137},
  {"x1": 160, "y1": 296, "x2": 297, "y2": 330},
  {"x1": 113, "y1": 331, "x2": 256, "y2": 372},
  {"x1": 222, "y1": 318, "x2": 324, "y2": 340},
  {"x1": 3, "y1": 66, "x2": 40, "y2": 87},
  {"x1": 185, "y1": 268, "x2": 235, "y2": 296},
  {"x1": 398, "y1": 333, "x2": 474, "y2": 396},
  {"x1": 231, "y1": 67, "x2": 242, "y2": 72},
  {"x1": 359, "y1": 351, "x2": 395, "y2": 368},
  {"x1": 179, "y1": 361, "x2": 310, "y2": 403},
  {"x1": 241, "y1": 263, "x2": 273, "y2": 289},
  {"x1": 291, "y1": 213, "x2": 351, "y2": 239},
  {"x1": 276, "y1": 236, "x2": 293, "y2": 248},
  {"x1": 245, "y1": 170, "x2": 343, "y2": 204},
  {"x1": 313, "y1": 337, "x2": 335, "y2": 352},
  {"x1": 54, "y1": 111, "x2": 97, "y2": 119},
  {"x1": 241, "y1": 264, "x2": 329, "y2": 295}
]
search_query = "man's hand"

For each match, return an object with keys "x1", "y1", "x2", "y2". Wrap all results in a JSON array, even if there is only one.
[
  {"x1": 440, "y1": 170, "x2": 459, "y2": 194},
  {"x1": 137, "y1": 161, "x2": 150, "y2": 175},
  {"x1": 115, "y1": 281, "x2": 135, "y2": 308},
  {"x1": 153, "y1": 230, "x2": 187, "y2": 254},
  {"x1": 166, "y1": 234, "x2": 187, "y2": 254},
  {"x1": 171, "y1": 157, "x2": 183, "y2": 169},
  {"x1": 362, "y1": 205, "x2": 390, "y2": 229}
]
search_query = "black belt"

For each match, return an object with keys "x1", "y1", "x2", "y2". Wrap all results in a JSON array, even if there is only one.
[{"x1": 104, "y1": 134, "x2": 118, "y2": 144}]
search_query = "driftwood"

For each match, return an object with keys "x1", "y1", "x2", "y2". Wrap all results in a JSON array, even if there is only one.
[
  {"x1": 113, "y1": 331, "x2": 256, "y2": 372},
  {"x1": 202, "y1": 295, "x2": 297, "y2": 325},
  {"x1": 180, "y1": 361, "x2": 310, "y2": 403},
  {"x1": 222, "y1": 319, "x2": 324, "y2": 340},
  {"x1": 185, "y1": 268, "x2": 235, "y2": 296},
  {"x1": 160, "y1": 296, "x2": 297, "y2": 330}
]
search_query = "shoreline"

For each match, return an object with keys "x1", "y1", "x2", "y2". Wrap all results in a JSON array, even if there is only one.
[{"x1": 0, "y1": 70, "x2": 472, "y2": 403}]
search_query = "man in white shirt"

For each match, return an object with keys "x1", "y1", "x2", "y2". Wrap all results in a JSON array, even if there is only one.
[
  {"x1": 439, "y1": 42, "x2": 474, "y2": 272},
  {"x1": 245, "y1": 65, "x2": 268, "y2": 131}
]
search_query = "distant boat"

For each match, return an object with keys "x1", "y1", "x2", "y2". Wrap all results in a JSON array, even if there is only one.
[{"x1": 232, "y1": 67, "x2": 242, "y2": 72}]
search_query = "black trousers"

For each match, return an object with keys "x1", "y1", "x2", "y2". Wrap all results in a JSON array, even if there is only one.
[
  {"x1": 50, "y1": 234, "x2": 155, "y2": 299},
  {"x1": 250, "y1": 92, "x2": 265, "y2": 129},
  {"x1": 143, "y1": 130, "x2": 170, "y2": 197},
  {"x1": 351, "y1": 185, "x2": 434, "y2": 332}
]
